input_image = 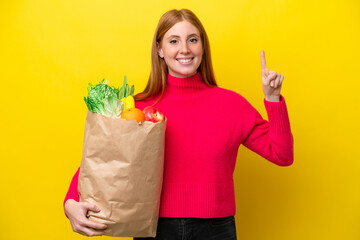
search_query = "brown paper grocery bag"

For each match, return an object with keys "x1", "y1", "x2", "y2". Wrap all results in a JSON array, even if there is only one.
[{"x1": 78, "y1": 111, "x2": 167, "y2": 237}]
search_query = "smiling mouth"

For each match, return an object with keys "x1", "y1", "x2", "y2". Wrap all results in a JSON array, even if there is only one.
[{"x1": 177, "y1": 57, "x2": 194, "y2": 64}]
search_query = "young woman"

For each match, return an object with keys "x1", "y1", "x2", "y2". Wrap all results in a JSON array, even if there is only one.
[{"x1": 64, "y1": 9, "x2": 293, "y2": 240}]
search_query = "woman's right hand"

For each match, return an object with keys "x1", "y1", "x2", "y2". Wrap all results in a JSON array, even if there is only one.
[{"x1": 64, "y1": 199, "x2": 108, "y2": 237}]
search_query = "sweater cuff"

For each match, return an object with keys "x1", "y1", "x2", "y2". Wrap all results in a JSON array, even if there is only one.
[{"x1": 264, "y1": 95, "x2": 292, "y2": 135}]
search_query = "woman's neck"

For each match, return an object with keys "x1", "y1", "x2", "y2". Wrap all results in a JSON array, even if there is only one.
[{"x1": 164, "y1": 71, "x2": 209, "y2": 97}]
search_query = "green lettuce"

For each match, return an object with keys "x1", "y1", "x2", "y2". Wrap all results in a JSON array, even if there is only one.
[{"x1": 84, "y1": 77, "x2": 134, "y2": 118}]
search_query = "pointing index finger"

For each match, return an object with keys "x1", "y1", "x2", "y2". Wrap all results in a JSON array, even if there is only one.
[{"x1": 261, "y1": 50, "x2": 267, "y2": 72}]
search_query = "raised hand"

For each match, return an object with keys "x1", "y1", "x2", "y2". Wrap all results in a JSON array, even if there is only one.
[{"x1": 261, "y1": 50, "x2": 283, "y2": 102}]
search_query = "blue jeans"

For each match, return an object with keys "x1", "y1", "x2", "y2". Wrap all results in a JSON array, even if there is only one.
[{"x1": 134, "y1": 216, "x2": 237, "y2": 240}]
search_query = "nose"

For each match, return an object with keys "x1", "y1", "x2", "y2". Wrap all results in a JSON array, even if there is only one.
[{"x1": 179, "y1": 42, "x2": 190, "y2": 54}]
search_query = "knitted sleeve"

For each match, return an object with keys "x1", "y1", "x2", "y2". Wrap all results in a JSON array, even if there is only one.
[
  {"x1": 242, "y1": 95, "x2": 294, "y2": 166},
  {"x1": 63, "y1": 167, "x2": 80, "y2": 218}
]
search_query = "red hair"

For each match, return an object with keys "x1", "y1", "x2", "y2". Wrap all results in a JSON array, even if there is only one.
[{"x1": 134, "y1": 9, "x2": 217, "y2": 104}]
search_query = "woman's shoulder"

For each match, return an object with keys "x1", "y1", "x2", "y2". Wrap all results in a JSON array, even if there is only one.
[
  {"x1": 134, "y1": 94, "x2": 160, "y2": 111},
  {"x1": 212, "y1": 86, "x2": 255, "y2": 109}
]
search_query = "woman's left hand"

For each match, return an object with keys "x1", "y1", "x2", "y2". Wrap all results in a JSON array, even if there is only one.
[{"x1": 261, "y1": 50, "x2": 283, "y2": 102}]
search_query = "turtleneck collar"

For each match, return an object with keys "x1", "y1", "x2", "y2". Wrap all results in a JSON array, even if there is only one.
[{"x1": 164, "y1": 72, "x2": 210, "y2": 97}]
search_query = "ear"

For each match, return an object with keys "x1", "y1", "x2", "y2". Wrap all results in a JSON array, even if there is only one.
[{"x1": 157, "y1": 42, "x2": 164, "y2": 58}]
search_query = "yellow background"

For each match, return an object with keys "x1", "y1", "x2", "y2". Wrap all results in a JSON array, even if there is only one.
[{"x1": 1, "y1": 0, "x2": 359, "y2": 239}]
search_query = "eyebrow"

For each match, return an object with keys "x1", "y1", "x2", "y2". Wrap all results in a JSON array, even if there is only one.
[{"x1": 167, "y1": 33, "x2": 200, "y2": 39}]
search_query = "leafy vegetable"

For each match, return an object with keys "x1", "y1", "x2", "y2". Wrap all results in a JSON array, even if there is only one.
[
  {"x1": 103, "y1": 94, "x2": 123, "y2": 118},
  {"x1": 84, "y1": 76, "x2": 135, "y2": 118},
  {"x1": 118, "y1": 76, "x2": 134, "y2": 99}
]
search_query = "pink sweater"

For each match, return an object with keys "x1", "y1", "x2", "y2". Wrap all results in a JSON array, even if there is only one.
[{"x1": 64, "y1": 72, "x2": 293, "y2": 218}]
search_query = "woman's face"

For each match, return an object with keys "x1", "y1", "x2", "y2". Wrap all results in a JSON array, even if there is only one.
[{"x1": 158, "y1": 20, "x2": 203, "y2": 78}]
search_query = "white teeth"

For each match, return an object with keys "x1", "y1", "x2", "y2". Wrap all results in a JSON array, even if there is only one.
[{"x1": 178, "y1": 58, "x2": 192, "y2": 63}]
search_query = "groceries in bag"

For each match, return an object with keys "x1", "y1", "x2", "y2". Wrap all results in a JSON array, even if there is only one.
[{"x1": 78, "y1": 76, "x2": 166, "y2": 237}]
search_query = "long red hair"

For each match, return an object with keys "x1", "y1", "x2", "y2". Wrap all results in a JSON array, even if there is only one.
[{"x1": 134, "y1": 9, "x2": 217, "y2": 104}]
